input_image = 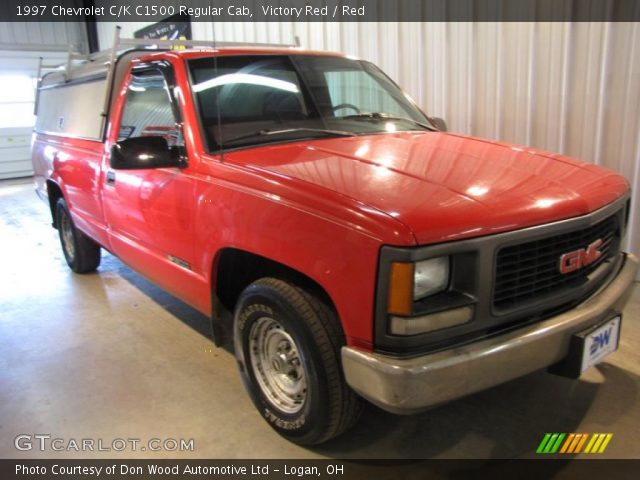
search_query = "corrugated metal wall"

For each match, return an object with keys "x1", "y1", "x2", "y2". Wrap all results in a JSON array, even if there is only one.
[
  {"x1": 0, "y1": 21, "x2": 87, "y2": 54},
  {"x1": 98, "y1": 22, "x2": 640, "y2": 276}
]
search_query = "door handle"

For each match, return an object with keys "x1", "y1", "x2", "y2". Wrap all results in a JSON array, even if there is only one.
[{"x1": 106, "y1": 171, "x2": 116, "y2": 186}]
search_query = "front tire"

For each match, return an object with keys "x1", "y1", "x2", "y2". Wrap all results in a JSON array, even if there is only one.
[
  {"x1": 56, "y1": 198, "x2": 101, "y2": 273},
  {"x1": 234, "y1": 278, "x2": 362, "y2": 445}
]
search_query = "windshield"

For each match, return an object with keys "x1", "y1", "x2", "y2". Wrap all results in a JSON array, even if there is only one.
[{"x1": 188, "y1": 54, "x2": 434, "y2": 150}]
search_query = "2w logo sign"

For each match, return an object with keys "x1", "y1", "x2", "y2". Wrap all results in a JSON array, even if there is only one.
[{"x1": 590, "y1": 327, "x2": 613, "y2": 356}]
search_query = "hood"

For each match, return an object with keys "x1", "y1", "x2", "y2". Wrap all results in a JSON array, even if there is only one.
[{"x1": 225, "y1": 132, "x2": 628, "y2": 245}]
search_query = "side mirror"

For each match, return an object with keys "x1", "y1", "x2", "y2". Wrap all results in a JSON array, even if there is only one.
[
  {"x1": 110, "y1": 136, "x2": 182, "y2": 170},
  {"x1": 428, "y1": 117, "x2": 447, "y2": 132}
]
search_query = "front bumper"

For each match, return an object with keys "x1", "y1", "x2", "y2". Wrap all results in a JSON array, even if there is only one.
[{"x1": 342, "y1": 253, "x2": 638, "y2": 414}]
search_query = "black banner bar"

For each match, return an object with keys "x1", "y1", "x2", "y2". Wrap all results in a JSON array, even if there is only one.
[
  {"x1": 3, "y1": 0, "x2": 640, "y2": 22},
  {"x1": 3, "y1": 459, "x2": 640, "y2": 480}
]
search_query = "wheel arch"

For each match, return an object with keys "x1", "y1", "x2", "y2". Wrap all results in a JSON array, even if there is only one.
[
  {"x1": 209, "y1": 247, "x2": 340, "y2": 347},
  {"x1": 46, "y1": 180, "x2": 64, "y2": 228}
]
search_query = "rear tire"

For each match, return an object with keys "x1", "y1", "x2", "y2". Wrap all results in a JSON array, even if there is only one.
[
  {"x1": 56, "y1": 198, "x2": 101, "y2": 273},
  {"x1": 234, "y1": 277, "x2": 362, "y2": 445}
]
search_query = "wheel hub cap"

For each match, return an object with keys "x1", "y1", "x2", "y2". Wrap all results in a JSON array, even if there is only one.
[
  {"x1": 249, "y1": 317, "x2": 307, "y2": 414},
  {"x1": 60, "y1": 211, "x2": 75, "y2": 260}
]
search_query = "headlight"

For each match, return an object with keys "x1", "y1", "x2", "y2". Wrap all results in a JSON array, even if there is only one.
[
  {"x1": 386, "y1": 256, "x2": 450, "y2": 315},
  {"x1": 414, "y1": 256, "x2": 450, "y2": 300}
]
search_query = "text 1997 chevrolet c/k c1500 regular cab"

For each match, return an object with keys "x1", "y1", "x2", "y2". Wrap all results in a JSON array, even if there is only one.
[{"x1": 31, "y1": 38, "x2": 638, "y2": 445}]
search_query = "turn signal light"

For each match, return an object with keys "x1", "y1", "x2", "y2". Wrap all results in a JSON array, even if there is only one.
[{"x1": 387, "y1": 262, "x2": 414, "y2": 315}]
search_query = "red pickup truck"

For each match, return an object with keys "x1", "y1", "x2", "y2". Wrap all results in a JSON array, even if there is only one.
[{"x1": 32, "y1": 43, "x2": 637, "y2": 445}]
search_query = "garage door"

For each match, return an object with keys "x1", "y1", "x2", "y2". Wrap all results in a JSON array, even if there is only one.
[{"x1": 0, "y1": 75, "x2": 35, "y2": 179}]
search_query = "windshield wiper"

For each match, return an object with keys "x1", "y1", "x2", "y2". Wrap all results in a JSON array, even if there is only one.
[
  {"x1": 342, "y1": 112, "x2": 438, "y2": 132},
  {"x1": 224, "y1": 127, "x2": 356, "y2": 145}
]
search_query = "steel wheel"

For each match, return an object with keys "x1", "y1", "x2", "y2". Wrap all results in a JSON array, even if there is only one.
[
  {"x1": 235, "y1": 278, "x2": 362, "y2": 444},
  {"x1": 248, "y1": 316, "x2": 307, "y2": 414},
  {"x1": 55, "y1": 198, "x2": 101, "y2": 273},
  {"x1": 59, "y1": 208, "x2": 75, "y2": 261}
]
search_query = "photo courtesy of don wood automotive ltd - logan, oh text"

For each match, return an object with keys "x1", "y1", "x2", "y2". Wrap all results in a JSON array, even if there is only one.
[{"x1": 0, "y1": 0, "x2": 640, "y2": 479}]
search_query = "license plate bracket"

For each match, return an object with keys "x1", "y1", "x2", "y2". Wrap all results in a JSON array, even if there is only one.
[{"x1": 548, "y1": 314, "x2": 622, "y2": 379}]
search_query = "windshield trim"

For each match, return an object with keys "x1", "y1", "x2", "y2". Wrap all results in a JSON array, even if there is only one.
[{"x1": 209, "y1": 129, "x2": 430, "y2": 154}]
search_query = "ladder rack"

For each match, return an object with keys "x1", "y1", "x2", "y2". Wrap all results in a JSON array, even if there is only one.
[
  {"x1": 34, "y1": 25, "x2": 301, "y2": 132},
  {"x1": 37, "y1": 26, "x2": 301, "y2": 86}
]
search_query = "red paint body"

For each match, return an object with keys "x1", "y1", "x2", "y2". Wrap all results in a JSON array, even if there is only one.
[{"x1": 32, "y1": 49, "x2": 629, "y2": 350}]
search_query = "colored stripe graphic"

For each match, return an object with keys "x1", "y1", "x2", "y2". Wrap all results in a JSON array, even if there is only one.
[
  {"x1": 543, "y1": 433, "x2": 559, "y2": 453},
  {"x1": 536, "y1": 433, "x2": 552, "y2": 453},
  {"x1": 585, "y1": 433, "x2": 614, "y2": 454},
  {"x1": 568, "y1": 433, "x2": 585, "y2": 453},
  {"x1": 537, "y1": 433, "x2": 613, "y2": 454},
  {"x1": 536, "y1": 433, "x2": 565, "y2": 454},
  {"x1": 559, "y1": 434, "x2": 575, "y2": 453},
  {"x1": 592, "y1": 434, "x2": 606, "y2": 452},
  {"x1": 574, "y1": 434, "x2": 588, "y2": 453},
  {"x1": 550, "y1": 433, "x2": 565, "y2": 453},
  {"x1": 598, "y1": 434, "x2": 613, "y2": 453},
  {"x1": 584, "y1": 434, "x2": 598, "y2": 453}
]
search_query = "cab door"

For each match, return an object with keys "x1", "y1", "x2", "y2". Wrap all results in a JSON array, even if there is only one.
[{"x1": 102, "y1": 62, "x2": 198, "y2": 303}]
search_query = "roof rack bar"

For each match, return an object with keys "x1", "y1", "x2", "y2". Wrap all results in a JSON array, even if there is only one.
[
  {"x1": 81, "y1": 34, "x2": 298, "y2": 65},
  {"x1": 40, "y1": 26, "x2": 301, "y2": 88},
  {"x1": 115, "y1": 37, "x2": 298, "y2": 49}
]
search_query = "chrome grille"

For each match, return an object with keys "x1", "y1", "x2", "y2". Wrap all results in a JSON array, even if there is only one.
[{"x1": 494, "y1": 215, "x2": 618, "y2": 310}]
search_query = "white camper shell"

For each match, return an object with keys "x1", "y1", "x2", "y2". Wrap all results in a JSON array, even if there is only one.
[
  {"x1": 35, "y1": 29, "x2": 296, "y2": 141},
  {"x1": 36, "y1": 50, "x2": 148, "y2": 140}
]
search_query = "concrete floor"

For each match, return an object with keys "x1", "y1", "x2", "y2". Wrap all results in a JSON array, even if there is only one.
[{"x1": 1, "y1": 177, "x2": 639, "y2": 459}]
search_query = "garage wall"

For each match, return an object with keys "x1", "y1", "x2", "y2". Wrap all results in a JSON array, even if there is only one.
[
  {"x1": 0, "y1": 21, "x2": 87, "y2": 53},
  {"x1": 0, "y1": 20, "x2": 87, "y2": 179},
  {"x1": 0, "y1": 51, "x2": 72, "y2": 180},
  {"x1": 98, "y1": 21, "x2": 640, "y2": 277},
  {"x1": 0, "y1": 128, "x2": 32, "y2": 179}
]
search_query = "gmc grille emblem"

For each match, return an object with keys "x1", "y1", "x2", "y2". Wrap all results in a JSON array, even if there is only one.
[{"x1": 559, "y1": 239, "x2": 604, "y2": 274}]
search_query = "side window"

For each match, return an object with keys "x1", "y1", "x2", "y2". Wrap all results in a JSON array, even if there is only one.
[{"x1": 118, "y1": 70, "x2": 183, "y2": 146}]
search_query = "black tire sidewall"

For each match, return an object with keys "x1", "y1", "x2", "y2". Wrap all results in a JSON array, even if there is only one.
[
  {"x1": 235, "y1": 286, "x2": 332, "y2": 444},
  {"x1": 55, "y1": 198, "x2": 100, "y2": 273}
]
